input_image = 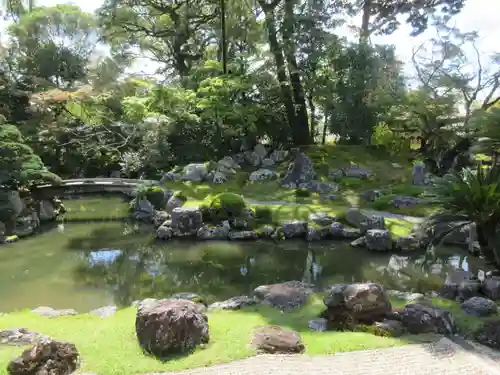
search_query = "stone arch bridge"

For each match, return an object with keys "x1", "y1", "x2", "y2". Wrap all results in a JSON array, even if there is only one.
[{"x1": 31, "y1": 178, "x2": 159, "y2": 200}]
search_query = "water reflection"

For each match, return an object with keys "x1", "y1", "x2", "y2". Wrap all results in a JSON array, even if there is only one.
[{"x1": 0, "y1": 221, "x2": 487, "y2": 312}]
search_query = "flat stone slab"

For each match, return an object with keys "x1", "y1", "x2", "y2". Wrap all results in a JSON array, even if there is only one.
[{"x1": 150, "y1": 337, "x2": 500, "y2": 375}]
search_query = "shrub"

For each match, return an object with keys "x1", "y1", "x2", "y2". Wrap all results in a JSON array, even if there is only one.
[
  {"x1": 295, "y1": 188, "x2": 311, "y2": 197},
  {"x1": 145, "y1": 186, "x2": 165, "y2": 209},
  {"x1": 371, "y1": 195, "x2": 392, "y2": 210},
  {"x1": 134, "y1": 184, "x2": 166, "y2": 209},
  {"x1": 254, "y1": 206, "x2": 273, "y2": 224},
  {"x1": 208, "y1": 192, "x2": 246, "y2": 220}
]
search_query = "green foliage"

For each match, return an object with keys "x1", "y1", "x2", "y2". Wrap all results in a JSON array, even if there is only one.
[
  {"x1": 207, "y1": 192, "x2": 246, "y2": 221},
  {"x1": 425, "y1": 166, "x2": 500, "y2": 264},
  {"x1": 390, "y1": 184, "x2": 424, "y2": 197},
  {"x1": 0, "y1": 124, "x2": 60, "y2": 188},
  {"x1": 371, "y1": 123, "x2": 409, "y2": 157},
  {"x1": 253, "y1": 206, "x2": 273, "y2": 224},
  {"x1": 173, "y1": 191, "x2": 188, "y2": 203},
  {"x1": 295, "y1": 188, "x2": 311, "y2": 197}
]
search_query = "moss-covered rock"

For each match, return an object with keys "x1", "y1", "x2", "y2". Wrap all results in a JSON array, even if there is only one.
[{"x1": 207, "y1": 193, "x2": 247, "y2": 221}]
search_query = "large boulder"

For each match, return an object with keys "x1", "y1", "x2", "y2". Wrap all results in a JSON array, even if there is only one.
[
  {"x1": 132, "y1": 198, "x2": 155, "y2": 222},
  {"x1": 182, "y1": 163, "x2": 208, "y2": 182},
  {"x1": 365, "y1": 229, "x2": 392, "y2": 251},
  {"x1": 461, "y1": 297, "x2": 498, "y2": 317},
  {"x1": 439, "y1": 269, "x2": 472, "y2": 300},
  {"x1": 135, "y1": 298, "x2": 209, "y2": 357},
  {"x1": 400, "y1": 303, "x2": 456, "y2": 335},
  {"x1": 323, "y1": 283, "x2": 391, "y2": 328},
  {"x1": 251, "y1": 326, "x2": 305, "y2": 354},
  {"x1": 345, "y1": 209, "x2": 385, "y2": 233},
  {"x1": 7, "y1": 339, "x2": 79, "y2": 375},
  {"x1": 482, "y1": 276, "x2": 500, "y2": 300},
  {"x1": 253, "y1": 281, "x2": 315, "y2": 309},
  {"x1": 170, "y1": 207, "x2": 203, "y2": 236},
  {"x1": 38, "y1": 200, "x2": 56, "y2": 221},
  {"x1": 280, "y1": 152, "x2": 316, "y2": 188}
]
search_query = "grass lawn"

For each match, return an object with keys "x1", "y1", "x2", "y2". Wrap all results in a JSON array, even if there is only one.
[{"x1": 0, "y1": 295, "x2": 474, "y2": 375}]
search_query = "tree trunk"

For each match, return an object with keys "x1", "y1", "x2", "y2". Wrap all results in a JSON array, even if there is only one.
[
  {"x1": 4, "y1": 216, "x2": 15, "y2": 236},
  {"x1": 220, "y1": 0, "x2": 228, "y2": 74},
  {"x1": 322, "y1": 109, "x2": 328, "y2": 145},
  {"x1": 260, "y1": 4, "x2": 299, "y2": 144},
  {"x1": 476, "y1": 223, "x2": 500, "y2": 268},
  {"x1": 360, "y1": 0, "x2": 372, "y2": 43},
  {"x1": 308, "y1": 94, "x2": 316, "y2": 140},
  {"x1": 283, "y1": 0, "x2": 311, "y2": 145}
]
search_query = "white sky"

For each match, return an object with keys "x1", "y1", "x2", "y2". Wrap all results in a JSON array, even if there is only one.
[{"x1": 1, "y1": 0, "x2": 499, "y2": 80}]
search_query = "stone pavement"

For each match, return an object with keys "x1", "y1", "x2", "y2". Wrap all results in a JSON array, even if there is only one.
[{"x1": 153, "y1": 337, "x2": 500, "y2": 375}]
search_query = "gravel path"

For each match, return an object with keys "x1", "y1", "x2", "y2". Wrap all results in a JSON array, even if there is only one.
[{"x1": 151, "y1": 337, "x2": 500, "y2": 375}]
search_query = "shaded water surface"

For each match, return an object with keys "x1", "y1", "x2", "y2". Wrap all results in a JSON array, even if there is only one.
[{"x1": 0, "y1": 221, "x2": 483, "y2": 312}]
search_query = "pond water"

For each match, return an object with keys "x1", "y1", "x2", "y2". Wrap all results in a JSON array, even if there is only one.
[{"x1": 0, "y1": 221, "x2": 484, "y2": 313}]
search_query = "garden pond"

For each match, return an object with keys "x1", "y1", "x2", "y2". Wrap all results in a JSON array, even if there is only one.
[{"x1": 0, "y1": 220, "x2": 485, "y2": 313}]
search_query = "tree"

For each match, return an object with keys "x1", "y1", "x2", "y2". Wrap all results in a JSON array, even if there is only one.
[
  {"x1": 7, "y1": 4, "x2": 99, "y2": 89},
  {"x1": 425, "y1": 166, "x2": 500, "y2": 267}
]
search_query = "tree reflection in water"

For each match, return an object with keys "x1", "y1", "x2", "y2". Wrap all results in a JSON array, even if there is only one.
[{"x1": 67, "y1": 222, "x2": 483, "y2": 307}]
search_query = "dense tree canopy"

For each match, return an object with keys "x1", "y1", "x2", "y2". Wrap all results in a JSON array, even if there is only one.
[{"x1": 0, "y1": 0, "x2": 497, "y2": 180}]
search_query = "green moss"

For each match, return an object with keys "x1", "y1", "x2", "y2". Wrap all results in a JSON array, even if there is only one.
[
  {"x1": 253, "y1": 206, "x2": 273, "y2": 224},
  {"x1": 295, "y1": 188, "x2": 311, "y2": 198},
  {"x1": 207, "y1": 192, "x2": 246, "y2": 221}
]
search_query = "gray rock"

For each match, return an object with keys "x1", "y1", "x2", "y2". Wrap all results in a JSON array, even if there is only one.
[
  {"x1": 208, "y1": 296, "x2": 256, "y2": 310},
  {"x1": 156, "y1": 224, "x2": 173, "y2": 240},
  {"x1": 343, "y1": 166, "x2": 372, "y2": 179},
  {"x1": 257, "y1": 225, "x2": 275, "y2": 237},
  {"x1": 212, "y1": 171, "x2": 227, "y2": 184},
  {"x1": 0, "y1": 328, "x2": 48, "y2": 346},
  {"x1": 360, "y1": 190, "x2": 383, "y2": 202},
  {"x1": 374, "y1": 320, "x2": 405, "y2": 337},
  {"x1": 309, "y1": 212, "x2": 335, "y2": 226},
  {"x1": 89, "y1": 305, "x2": 117, "y2": 318},
  {"x1": 261, "y1": 158, "x2": 274, "y2": 167},
  {"x1": 244, "y1": 151, "x2": 261, "y2": 167},
  {"x1": 165, "y1": 195, "x2": 184, "y2": 214},
  {"x1": 281, "y1": 220, "x2": 308, "y2": 238},
  {"x1": 253, "y1": 281, "x2": 315, "y2": 309},
  {"x1": 308, "y1": 318, "x2": 328, "y2": 332},
  {"x1": 461, "y1": 297, "x2": 498, "y2": 317},
  {"x1": 483, "y1": 276, "x2": 500, "y2": 300},
  {"x1": 280, "y1": 152, "x2": 316, "y2": 186},
  {"x1": 391, "y1": 196, "x2": 422, "y2": 209},
  {"x1": 171, "y1": 292, "x2": 206, "y2": 306},
  {"x1": 161, "y1": 171, "x2": 182, "y2": 182},
  {"x1": 218, "y1": 156, "x2": 240, "y2": 171},
  {"x1": 269, "y1": 149, "x2": 288, "y2": 163},
  {"x1": 340, "y1": 227, "x2": 362, "y2": 239},
  {"x1": 171, "y1": 207, "x2": 203, "y2": 236},
  {"x1": 439, "y1": 269, "x2": 471, "y2": 300},
  {"x1": 228, "y1": 230, "x2": 259, "y2": 240},
  {"x1": 350, "y1": 236, "x2": 366, "y2": 247},
  {"x1": 365, "y1": 229, "x2": 392, "y2": 251},
  {"x1": 345, "y1": 209, "x2": 385, "y2": 232},
  {"x1": 182, "y1": 163, "x2": 208, "y2": 182},
  {"x1": 300, "y1": 180, "x2": 338, "y2": 194},
  {"x1": 253, "y1": 143, "x2": 268, "y2": 160},
  {"x1": 249, "y1": 169, "x2": 276, "y2": 181},
  {"x1": 152, "y1": 210, "x2": 169, "y2": 228},
  {"x1": 457, "y1": 279, "x2": 482, "y2": 301},
  {"x1": 401, "y1": 303, "x2": 456, "y2": 335},
  {"x1": 395, "y1": 235, "x2": 421, "y2": 251},
  {"x1": 31, "y1": 306, "x2": 78, "y2": 318},
  {"x1": 306, "y1": 225, "x2": 330, "y2": 242},
  {"x1": 39, "y1": 200, "x2": 56, "y2": 221},
  {"x1": 412, "y1": 163, "x2": 426, "y2": 185},
  {"x1": 329, "y1": 222, "x2": 345, "y2": 237},
  {"x1": 328, "y1": 168, "x2": 344, "y2": 179},
  {"x1": 133, "y1": 198, "x2": 155, "y2": 222},
  {"x1": 386, "y1": 290, "x2": 426, "y2": 303},
  {"x1": 197, "y1": 224, "x2": 230, "y2": 240}
]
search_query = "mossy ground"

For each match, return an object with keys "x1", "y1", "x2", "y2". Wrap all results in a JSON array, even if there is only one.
[
  {"x1": 163, "y1": 145, "x2": 437, "y2": 219},
  {"x1": 1, "y1": 295, "x2": 488, "y2": 375}
]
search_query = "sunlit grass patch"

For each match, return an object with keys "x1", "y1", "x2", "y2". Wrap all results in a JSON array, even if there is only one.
[{"x1": 0, "y1": 296, "x2": 442, "y2": 375}]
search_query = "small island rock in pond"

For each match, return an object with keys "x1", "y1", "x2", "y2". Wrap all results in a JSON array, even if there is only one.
[
  {"x1": 253, "y1": 281, "x2": 315, "y2": 309},
  {"x1": 251, "y1": 326, "x2": 305, "y2": 354},
  {"x1": 7, "y1": 339, "x2": 79, "y2": 375},
  {"x1": 135, "y1": 298, "x2": 209, "y2": 357}
]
